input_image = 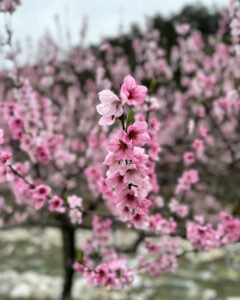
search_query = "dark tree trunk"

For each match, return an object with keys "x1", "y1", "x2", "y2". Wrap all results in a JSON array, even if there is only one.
[{"x1": 61, "y1": 224, "x2": 76, "y2": 300}]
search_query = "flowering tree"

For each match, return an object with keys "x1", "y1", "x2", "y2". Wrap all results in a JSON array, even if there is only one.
[{"x1": 1, "y1": 0, "x2": 240, "y2": 299}]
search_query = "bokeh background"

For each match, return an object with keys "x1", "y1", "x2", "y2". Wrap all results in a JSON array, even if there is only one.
[
  {"x1": 11, "y1": 0, "x2": 226, "y2": 44},
  {"x1": 2, "y1": 1, "x2": 240, "y2": 300}
]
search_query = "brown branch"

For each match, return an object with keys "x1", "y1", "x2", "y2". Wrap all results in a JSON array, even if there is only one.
[{"x1": 9, "y1": 164, "x2": 35, "y2": 189}]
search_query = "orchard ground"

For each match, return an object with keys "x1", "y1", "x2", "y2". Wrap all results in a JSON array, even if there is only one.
[{"x1": 0, "y1": 227, "x2": 240, "y2": 300}]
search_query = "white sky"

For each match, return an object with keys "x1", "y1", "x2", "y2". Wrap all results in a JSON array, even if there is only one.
[{"x1": 8, "y1": 0, "x2": 227, "y2": 46}]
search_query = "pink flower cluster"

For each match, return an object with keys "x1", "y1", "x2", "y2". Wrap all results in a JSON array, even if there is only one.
[
  {"x1": 73, "y1": 216, "x2": 135, "y2": 289},
  {"x1": 138, "y1": 236, "x2": 180, "y2": 276},
  {"x1": 187, "y1": 212, "x2": 240, "y2": 251},
  {"x1": 175, "y1": 169, "x2": 199, "y2": 194},
  {"x1": 97, "y1": 75, "x2": 147, "y2": 126},
  {"x1": 0, "y1": 129, "x2": 13, "y2": 182},
  {"x1": 67, "y1": 195, "x2": 83, "y2": 224},
  {"x1": 168, "y1": 198, "x2": 189, "y2": 218},
  {"x1": 95, "y1": 75, "x2": 165, "y2": 229},
  {"x1": 33, "y1": 184, "x2": 51, "y2": 210},
  {"x1": 230, "y1": 0, "x2": 240, "y2": 55},
  {"x1": 148, "y1": 213, "x2": 176, "y2": 235},
  {"x1": 1, "y1": 82, "x2": 72, "y2": 167}
]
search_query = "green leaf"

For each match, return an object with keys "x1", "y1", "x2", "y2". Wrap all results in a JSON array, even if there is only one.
[
  {"x1": 195, "y1": 98, "x2": 202, "y2": 105},
  {"x1": 126, "y1": 108, "x2": 134, "y2": 128},
  {"x1": 77, "y1": 251, "x2": 84, "y2": 264},
  {"x1": 150, "y1": 76, "x2": 158, "y2": 93},
  {"x1": 62, "y1": 192, "x2": 68, "y2": 202}
]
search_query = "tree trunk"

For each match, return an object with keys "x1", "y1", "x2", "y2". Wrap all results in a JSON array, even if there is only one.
[{"x1": 61, "y1": 224, "x2": 75, "y2": 300}]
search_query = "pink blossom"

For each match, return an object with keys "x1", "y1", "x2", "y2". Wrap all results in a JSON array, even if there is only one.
[
  {"x1": 34, "y1": 197, "x2": 45, "y2": 210},
  {"x1": 33, "y1": 185, "x2": 51, "y2": 198},
  {"x1": 148, "y1": 214, "x2": 176, "y2": 235},
  {"x1": 36, "y1": 146, "x2": 51, "y2": 165},
  {"x1": 121, "y1": 164, "x2": 142, "y2": 186},
  {"x1": 169, "y1": 199, "x2": 189, "y2": 218},
  {"x1": 150, "y1": 118, "x2": 160, "y2": 131},
  {"x1": 119, "y1": 189, "x2": 139, "y2": 209},
  {"x1": 48, "y1": 195, "x2": 64, "y2": 212},
  {"x1": 188, "y1": 119, "x2": 195, "y2": 134},
  {"x1": 106, "y1": 172, "x2": 126, "y2": 191},
  {"x1": 131, "y1": 209, "x2": 148, "y2": 229},
  {"x1": 176, "y1": 205, "x2": 189, "y2": 218},
  {"x1": 192, "y1": 139, "x2": 205, "y2": 152},
  {"x1": 149, "y1": 97, "x2": 160, "y2": 112},
  {"x1": 95, "y1": 264, "x2": 109, "y2": 285},
  {"x1": 0, "y1": 151, "x2": 13, "y2": 182},
  {"x1": 0, "y1": 151, "x2": 12, "y2": 164},
  {"x1": 8, "y1": 117, "x2": 24, "y2": 140},
  {"x1": 175, "y1": 24, "x2": 190, "y2": 35},
  {"x1": 155, "y1": 196, "x2": 164, "y2": 207},
  {"x1": 69, "y1": 209, "x2": 82, "y2": 224},
  {"x1": 109, "y1": 130, "x2": 132, "y2": 159},
  {"x1": 199, "y1": 125, "x2": 208, "y2": 138},
  {"x1": 97, "y1": 90, "x2": 123, "y2": 125},
  {"x1": 104, "y1": 152, "x2": 125, "y2": 174},
  {"x1": 67, "y1": 195, "x2": 83, "y2": 209},
  {"x1": 183, "y1": 151, "x2": 195, "y2": 165},
  {"x1": 104, "y1": 273, "x2": 116, "y2": 288},
  {"x1": 120, "y1": 75, "x2": 147, "y2": 106},
  {"x1": 0, "y1": 129, "x2": 4, "y2": 144},
  {"x1": 127, "y1": 121, "x2": 150, "y2": 146},
  {"x1": 219, "y1": 212, "x2": 240, "y2": 244},
  {"x1": 73, "y1": 262, "x2": 86, "y2": 275},
  {"x1": 187, "y1": 222, "x2": 220, "y2": 250},
  {"x1": 176, "y1": 169, "x2": 199, "y2": 193}
]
